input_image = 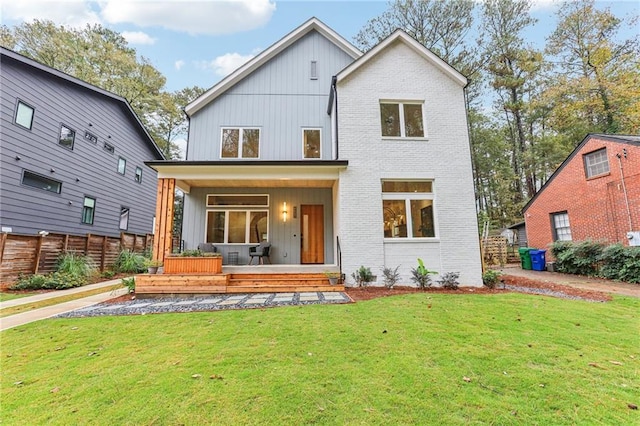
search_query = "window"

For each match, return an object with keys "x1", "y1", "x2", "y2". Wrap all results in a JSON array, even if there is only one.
[
  {"x1": 59, "y1": 125, "x2": 75, "y2": 149},
  {"x1": 380, "y1": 102, "x2": 424, "y2": 138},
  {"x1": 119, "y1": 207, "x2": 130, "y2": 230},
  {"x1": 584, "y1": 148, "x2": 609, "y2": 178},
  {"x1": 135, "y1": 167, "x2": 142, "y2": 183},
  {"x1": 382, "y1": 180, "x2": 435, "y2": 239},
  {"x1": 303, "y1": 129, "x2": 321, "y2": 159},
  {"x1": 21, "y1": 170, "x2": 62, "y2": 194},
  {"x1": 205, "y1": 194, "x2": 269, "y2": 244},
  {"x1": 82, "y1": 197, "x2": 96, "y2": 225},
  {"x1": 103, "y1": 142, "x2": 115, "y2": 154},
  {"x1": 551, "y1": 212, "x2": 572, "y2": 241},
  {"x1": 221, "y1": 128, "x2": 260, "y2": 158},
  {"x1": 15, "y1": 101, "x2": 35, "y2": 130},
  {"x1": 118, "y1": 157, "x2": 126, "y2": 175},
  {"x1": 84, "y1": 131, "x2": 98, "y2": 144},
  {"x1": 310, "y1": 60, "x2": 318, "y2": 80}
]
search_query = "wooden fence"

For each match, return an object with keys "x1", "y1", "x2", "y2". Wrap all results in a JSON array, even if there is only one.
[{"x1": 0, "y1": 232, "x2": 153, "y2": 288}]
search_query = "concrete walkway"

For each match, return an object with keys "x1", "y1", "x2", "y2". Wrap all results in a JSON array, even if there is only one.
[
  {"x1": 497, "y1": 265, "x2": 640, "y2": 298},
  {"x1": 1, "y1": 279, "x2": 130, "y2": 331}
]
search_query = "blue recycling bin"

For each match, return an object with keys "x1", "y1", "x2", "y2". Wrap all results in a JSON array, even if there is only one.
[{"x1": 529, "y1": 249, "x2": 547, "y2": 271}]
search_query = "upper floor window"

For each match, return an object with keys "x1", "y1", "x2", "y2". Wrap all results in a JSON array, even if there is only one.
[
  {"x1": 584, "y1": 148, "x2": 609, "y2": 178},
  {"x1": 380, "y1": 102, "x2": 424, "y2": 138},
  {"x1": 15, "y1": 101, "x2": 35, "y2": 130},
  {"x1": 551, "y1": 211, "x2": 572, "y2": 241},
  {"x1": 303, "y1": 129, "x2": 321, "y2": 159},
  {"x1": 310, "y1": 60, "x2": 318, "y2": 80},
  {"x1": 81, "y1": 197, "x2": 96, "y2": 225},
  {"x1": 59, "y1": 125, "x2": 75, "y2": 150},
  {"x1": 118, "y1": 157, "x2": 127, "y2": 175},
  {"x1": 382, "y1": 180, "x2": 435, "y2": 239},
  {"x1": 119, "y1": 207, "x2": 130, "y2": 230},
  {"x1": 135, "y1": 167, "x2": 142, "y2": 183},
  {"x1": 84, "y1": 131, "x2": 98, "y2": 144},
  {"x1": 221, "y1": 128, "x2": 260, "y2": 159},
  {"x1": 104, "y1": 142, "x2": 115, "y2": 154},
  {"x1": 21, "y1": 170, "x2": 62, "y2": 194}
]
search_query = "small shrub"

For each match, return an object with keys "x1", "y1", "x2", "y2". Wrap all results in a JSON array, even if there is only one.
[
  {"x1": 410, "y1": 258, "x2": 437, "y2": 289},
  {"x1": 381, "y1": 265, "x2": 401, "y2": 289},
  {"x1": 482, "y1": 270, "x2": 502, "y2": 289},
  {"x1": 10, "y1": 274, "x2": 47, "y2": 290},
  {"x1": 114, "y1": 249, "x2": 147, "y2": 273},
  {"x1": 10, "y1": 272, "x2": 86, "y2": 290},
  {"x1": 551, "y1": 240, "x2": 604, "y2": 276},
  {"x1": 57, "y1": 251, "x2": 96, "y2": 278},
  {"x1": 438, "y1": 272, "x2": 460, "y2": 289},
  {"x1": 600, "y1": 244, "x2": 640, "y2": 283},
  {"x1": 351, "y1": 266, "x2": 374, "y2": 287},
  {"x1": 101, "y1": 270, "x2": 116, "y2": 279},
  {"x1": 122, "y1": 277, "x2": 135, "y2": 293}
]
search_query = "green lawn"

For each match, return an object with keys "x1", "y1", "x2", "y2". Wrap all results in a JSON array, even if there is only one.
[
  {"x1": 0, "y1": 292, "x2": 38, "y2": 302},
  {"x1": 2, "y1": 293, "x2": 638, "y2": 425}
]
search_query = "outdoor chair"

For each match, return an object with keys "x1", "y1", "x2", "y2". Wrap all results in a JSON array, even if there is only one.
[
  {"x1": 248, "y1": 242, "x2": 271, "y2": 265},
  {"x1": 198, "y1": 243, "x2": 217, "y2": 253}
]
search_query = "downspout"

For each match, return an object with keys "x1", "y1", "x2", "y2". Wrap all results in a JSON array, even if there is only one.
[
  {"x1": 616, "y1": 152, "x2": 633, "y2": 231},
  {"x1": 182, "y1": 108, "x2": 191, "y2": 160},
  {"x1": 327, "y1": 76, "x2": 338, "y2": 160}
]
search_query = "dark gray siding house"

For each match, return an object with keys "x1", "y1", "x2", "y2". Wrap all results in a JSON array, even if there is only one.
[{"x1": 0, "y1": 47, "x2": 164, "y2": 237}]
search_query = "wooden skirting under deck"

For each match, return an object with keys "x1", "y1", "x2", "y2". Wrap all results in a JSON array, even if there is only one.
[{"x1": 136, "y1": 273, "x2": 344, "y2": 295}]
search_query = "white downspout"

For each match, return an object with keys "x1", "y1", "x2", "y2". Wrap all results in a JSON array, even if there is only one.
[{"x1": 616, "y1": 152, "x2": 633, "y2": 232}]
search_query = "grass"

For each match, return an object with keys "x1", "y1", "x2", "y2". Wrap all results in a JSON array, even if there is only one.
[
  {"x1": 0, "y1": 292, "x2": 38, "y2": 302},
  {"x1": 2, "y1": 293, "x2": 639, "y2": 425},
  {"x1": 0, "y1": 284, "x2": 123, "y2": 318}
]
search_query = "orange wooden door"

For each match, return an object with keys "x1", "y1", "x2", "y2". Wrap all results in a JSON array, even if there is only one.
[{"x1": 300, "y1": 205, "x2": 324, "y2": 264}]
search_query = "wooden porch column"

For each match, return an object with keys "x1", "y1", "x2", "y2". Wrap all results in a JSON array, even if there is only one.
[{"x1": 152, "y1": 178, "x2": 175, "y2": 263}]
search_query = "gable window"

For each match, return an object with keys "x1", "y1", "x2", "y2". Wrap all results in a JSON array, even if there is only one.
[
  {"x1": 303, "y1": 129, "x2": 321, "y2": 159},
  {"x1": 119, "y1": 207, "x2": 130, "y2": 230},
  {"x1": 221, "y1": 128, "x2": 260, "y2": 158},
  {"x1": 118, "y1": 157, "x2": 127, "y2": 175},
  {"x1": 551, "y1": 212, "x2": 572, "y2": 241},
  {"x1": 21, "y1": 170, "x2": 62, "y2": 194},
  {"x1": 82, "y1": 197, "x2": 96, "y2": 225},
  {"x1": 15, "y1": 101, "x2": 35, "y2": 130},
  {"x1": 584, "y1": 148, "x2": 609, "y2": 178},
  {"x1": 103, "y1": 142, "x2": 115, "y2": 154},
  {"x1": 84, "y1": 131, "x2": 98, "y2": 144},
  {"x1": 59, "y1": 125, "x2": 75, "y2": 149},
  {"x1": 135, "y1": 167, "x2": 142, "y2": 183},
  {"x1": 310, "y1": 60, "x2": 318, "y2": 80},
  {"x1": 380, "y1": 102, "x2": 425, "y2": 138},
  {"x1": 382, "y1": 180, "x2": 435, "y2": 239},
  {"x1": 205, "y1": 194, "x2": 269, "y2": 244}
]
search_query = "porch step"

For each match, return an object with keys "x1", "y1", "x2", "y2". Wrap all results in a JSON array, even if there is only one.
[{"x1": 227, "y1": 285, "x2": 344, "y2": 294}]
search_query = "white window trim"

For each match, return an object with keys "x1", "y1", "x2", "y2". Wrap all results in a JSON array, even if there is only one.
[
  {"x1": 302, "y1": 128, "x2": 322, "y2": 159},
  {"x1": 379, "y1": 100, "x2": 428, "y2": 140},
  {"x1": 584, "y1": 148, "x2": 609, "y2": 179},
  {"x1": 206, "y1": 194, "x2": 269, "y2": 208},
  {"x1": 220, "y1": 127, "x2": 261, "y2": 159},
  {"x1": 205, "y1": 209, "x2": 270, "y2": 245},
  {"x1": 382, "y1": 180, "x2": 438, "y2": 241}
]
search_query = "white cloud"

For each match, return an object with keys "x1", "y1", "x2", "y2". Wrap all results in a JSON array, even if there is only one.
[
  {"x1": 101, "y1": 0, "x2": 276, "y2": 35},
  {"x1": 2, "y1": 0, "x2": 101, "y2": 27},
  {"x1": 197, "y1": 52, "x2": 257, "y2": 76},
  {"x1": 121, "y1": 31, "x2": 156, "y2": 45},
  {"x1": 175, "y1": 60, "x2": 185, "y2": 71},
  {"x1": 530, "y1": 0, "x2": 562, "y2": 11}
]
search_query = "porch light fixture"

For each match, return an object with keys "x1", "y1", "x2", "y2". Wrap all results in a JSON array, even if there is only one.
[{"x1": 283, "y1": 202, "x2": 288, "y2": 222}]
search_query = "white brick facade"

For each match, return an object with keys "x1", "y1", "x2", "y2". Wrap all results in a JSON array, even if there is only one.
[{"x1": 336, "y1": 39, "x2": 482, "y2": 286}]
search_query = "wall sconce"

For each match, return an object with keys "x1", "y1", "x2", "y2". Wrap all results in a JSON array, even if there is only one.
[{"x1": 282, "y1": 202, "x2": 288, "y2": 222}]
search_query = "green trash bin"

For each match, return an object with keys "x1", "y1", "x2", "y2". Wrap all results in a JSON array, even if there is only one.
[{"x1": 518, "y1": 247, "x2": 533, "y2": 270}]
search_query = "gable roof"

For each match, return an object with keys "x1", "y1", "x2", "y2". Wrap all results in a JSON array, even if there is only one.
[
  {"x1": 335, "y1": 29, "x2": 467, "y2": 87},
  {"x1": 523, "y1": 133, "x2": 640, "y2": 213},
  {"x1": 185, "y1": 17, "x2": 362, "y2": 117},
  {"x1": 0, "y1": 47, "x2": 165, "y2": 160}
]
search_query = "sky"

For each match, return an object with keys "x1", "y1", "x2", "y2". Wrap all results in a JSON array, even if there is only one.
[{"x1": 2, "y1": 0, "x2": 639, "y2": 94}]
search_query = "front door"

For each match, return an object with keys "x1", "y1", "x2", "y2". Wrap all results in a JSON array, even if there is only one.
[{"x1": 300, "y1": 204, "x2": 324, "y2": 264}]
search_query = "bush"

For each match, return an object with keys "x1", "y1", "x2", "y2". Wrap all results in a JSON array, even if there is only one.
[
  {"x1": 438, "y1": 272, "x2": 460, "y2": 289},
  {"x1": 551, "y1": 240, "x2": 604, "y2": 276},
  {"x1": 381, "y1": 266, "x2": 401, "y2": 289},
  {"x1": 482, "y1": 270, "x2": 502, "y2": 289},
  {"x1": 600, "y1": 244, "x2": 640, "y2": 283},
  {"x1": 11, "y1": 272, "x2": 87, "y2": 290},
  {"x1": 114, "y1": 249, "x2": 147, "y2": 273},
  {"x1": 351, "y1": 266, "x2": 374, "y2": 287},
  {"x1": 122, "y1": 277, "x2": 135, "y2": 293},
  {"x1": 57, "y1": 251, "x2": 96, "y2": 278},
  {"x1": 410, "y1": 258, "x2": 437, "y2": 289}
]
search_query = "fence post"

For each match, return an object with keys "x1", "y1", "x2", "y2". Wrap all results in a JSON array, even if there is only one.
[
  {"x1": 120, "y1": 232, "x2": 126, "y2": 250},
  {"x1": 100, "y1": 235, "x2": 107, "y2": 272},
  {"x1": 0, "y1": 233, "x2": 6, "y2": 263},
  {"x1": 63, "y1": 234, "x2": 69, "y2": 252},
  {"x1": 33, "y1": 235, "x2": 44, "y2": 274},
  {"x1": 85, "y1": 234, "x2": 91, "y2": 255}
]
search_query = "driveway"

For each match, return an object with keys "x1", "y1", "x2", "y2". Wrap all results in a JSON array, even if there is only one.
[{"x1": 497, "y1": 265, "x2": 640, "y2": 298}]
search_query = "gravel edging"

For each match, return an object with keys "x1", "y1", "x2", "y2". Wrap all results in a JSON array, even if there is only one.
[{"x1": 503, "y1": 284, "x2": 606, "y2": 302}]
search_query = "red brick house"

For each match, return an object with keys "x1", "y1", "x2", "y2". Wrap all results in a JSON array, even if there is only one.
[{"x1": 523, "y1": 134, "x2": 640, "y2": 251}]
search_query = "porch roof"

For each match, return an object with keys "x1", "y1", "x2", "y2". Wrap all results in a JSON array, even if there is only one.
[{"x1": 145, "y1": 160, "x2": 348, "y2": 193}]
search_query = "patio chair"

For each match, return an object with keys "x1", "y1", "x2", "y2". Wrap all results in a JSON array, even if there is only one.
[
  {"x1": 198, "y1": 243, "x2": 217, "y2": 253},
  {"x1": 248, "y1": 242, "x2": 271, "y2": 265}
]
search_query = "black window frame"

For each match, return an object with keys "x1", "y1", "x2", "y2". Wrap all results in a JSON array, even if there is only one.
[
  {"x1": 84, "y1": 130, "x2": 98, "y2": 144},
  {"x1": 21, "y1": 170, "x2": 62, "y2": 194},
  {"x1": 103, "y1": 142, "x2": 115, "y2": 154},
  {"x1": 117, "y1": 157, "x2": 127, "y2": 175},
  {"x1": 58, "y1": 124, "x2": 76, "y2": 150},
  {"x1": 14, "y1": 100, "x2": 35, "y2": 130},
  {"x1": 135, "y1": 167, "x2": 142, "y2": 183},
  {"x1": 119, "y1": 206, "x2": 130, "y2": 231},
  {"x1": 81, "y1": 196, "x2": 96, "y2": 225}
]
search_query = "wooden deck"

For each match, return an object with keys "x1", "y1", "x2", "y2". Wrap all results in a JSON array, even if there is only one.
[{"x1": 136, "y1": 272, "x2": 344, "y2": 294}]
